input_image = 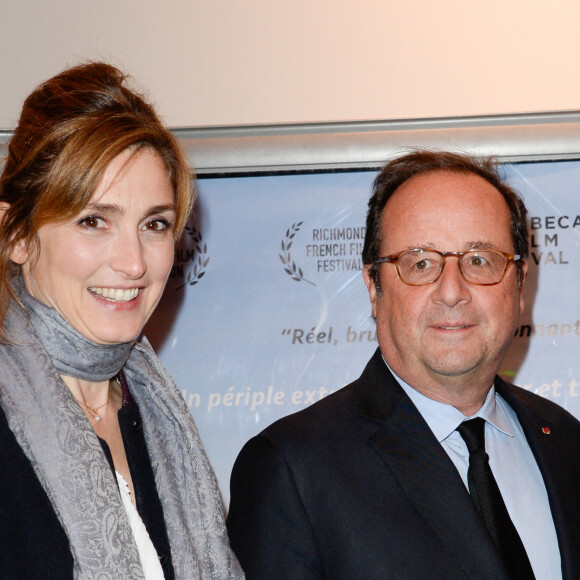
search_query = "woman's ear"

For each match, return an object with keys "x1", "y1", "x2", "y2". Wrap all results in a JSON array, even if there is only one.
[
  {"x1": 10, "y1": 239, "x2": 29, "y2": 265},
  {"x1": 0, "y1": 202, "x2": 29, "y2": 265}
]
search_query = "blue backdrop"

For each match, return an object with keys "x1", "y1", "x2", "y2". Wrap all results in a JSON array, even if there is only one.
[{"x1": 145, "y1": 160, "x2": 580, "y2": 503}]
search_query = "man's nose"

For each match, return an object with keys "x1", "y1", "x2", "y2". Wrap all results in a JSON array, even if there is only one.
[{"x1": 431, "y1": 257, "x2": 471, "y2": 306}]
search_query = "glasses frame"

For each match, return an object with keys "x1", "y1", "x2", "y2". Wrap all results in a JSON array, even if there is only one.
[{"x1": 374, "y1": 248, "x2": 522, "y2": 286}]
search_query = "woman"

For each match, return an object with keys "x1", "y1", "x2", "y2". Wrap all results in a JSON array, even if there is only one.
[{"x1": 0, "y1": 62, "x2": 243, "y2": 579}]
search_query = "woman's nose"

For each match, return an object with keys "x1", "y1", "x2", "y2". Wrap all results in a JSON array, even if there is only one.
[{"x1": 109, "y1": 231, "x2": 147, "y2": 279}]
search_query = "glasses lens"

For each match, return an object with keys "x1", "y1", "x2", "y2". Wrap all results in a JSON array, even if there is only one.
[
  {"x1": 398, "y1": 250, "x2": 442, "y2": 284},
  {"x1": 461, "y1": 251, "x2": 507, "y2": 284}
]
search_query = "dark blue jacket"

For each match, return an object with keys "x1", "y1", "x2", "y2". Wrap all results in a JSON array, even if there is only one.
[{"x1": 228, "y1": 348, "x2": 580, "y2": 579}]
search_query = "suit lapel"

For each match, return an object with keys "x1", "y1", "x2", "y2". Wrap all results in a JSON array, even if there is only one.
[{"x1": 355, "y1": 350, "x2": 510, "y2": 579}]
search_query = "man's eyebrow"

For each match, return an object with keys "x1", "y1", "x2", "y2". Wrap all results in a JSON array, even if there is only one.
[
  {"x1": 404, "y1": 243, "x2": 436, "y2": 250},
  {"x1": 466, "y1": 241, "x2": 500, "y2": 250},
  {"x1": 406, "y1": 242, "x2": 501, "y2": 249}
]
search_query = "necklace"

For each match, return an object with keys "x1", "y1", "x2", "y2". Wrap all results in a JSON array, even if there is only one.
[{"x1": 76, "y1": 378, "x2": 116, "y2": 422}]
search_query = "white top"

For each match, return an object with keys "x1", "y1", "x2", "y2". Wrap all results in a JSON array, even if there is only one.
[{"x1": 115, "y1": 471, "x2": 165, "y2": 580}]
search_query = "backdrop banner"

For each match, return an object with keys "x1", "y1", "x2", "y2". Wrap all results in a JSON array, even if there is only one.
[{"x1": 145, "y1": 160, "x2": 580, "y2": 503}]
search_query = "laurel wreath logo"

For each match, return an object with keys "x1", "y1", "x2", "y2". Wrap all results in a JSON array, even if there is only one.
[
  {"x1": 175, "y1": 226, "x2": 209, "y2": 290},
  {"x1": 279, "y1": 221, "x2": 315, "y2": 286}
]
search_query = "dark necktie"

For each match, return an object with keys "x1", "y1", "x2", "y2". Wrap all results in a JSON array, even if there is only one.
[{"x1": 457, "y1": 418, "x2": 535, "y2": 580}]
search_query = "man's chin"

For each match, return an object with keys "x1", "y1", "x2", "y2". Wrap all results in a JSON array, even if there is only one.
[{"x1": 424, "y1": 354, "x2": 484, "y2": 380}]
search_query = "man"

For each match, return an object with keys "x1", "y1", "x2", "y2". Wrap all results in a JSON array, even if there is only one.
[{"x1": 227, "y1": 151, "x2": 580, "y2": 579}]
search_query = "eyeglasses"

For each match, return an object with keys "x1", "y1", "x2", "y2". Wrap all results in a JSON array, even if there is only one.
[{"x1": 374, "y1": 248, "x2": 521, "y2": 286}]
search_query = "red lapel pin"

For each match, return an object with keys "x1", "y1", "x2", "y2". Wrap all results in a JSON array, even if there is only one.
[{"x1": 541, "y1": 426, "x2": 551, "y2": 435}]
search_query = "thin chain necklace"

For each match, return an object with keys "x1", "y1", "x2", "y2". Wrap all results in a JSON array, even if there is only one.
[{"x1": 76, "y1": 377, "x2": 117, "y2": 423}]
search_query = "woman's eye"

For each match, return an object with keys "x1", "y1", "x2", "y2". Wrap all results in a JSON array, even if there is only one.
[
  {"x1": 79, "y1": 216, "x2": 104, "y2": 229},
  {"x1": 145, "y1": 219, "x2": 171, "y2": 232}
]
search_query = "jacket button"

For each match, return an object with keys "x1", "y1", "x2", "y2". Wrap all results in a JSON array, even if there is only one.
[
  {"x1": 131, "y1": 417, "x2": 143, "y2": 431},
  {"x1": 159, "y1": 554, "x2": 168, "y2": 566}
]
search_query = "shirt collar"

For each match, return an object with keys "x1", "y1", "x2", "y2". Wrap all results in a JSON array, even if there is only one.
[{"x1": 382, "y1": 358, "x2": 514, "y2": 442}]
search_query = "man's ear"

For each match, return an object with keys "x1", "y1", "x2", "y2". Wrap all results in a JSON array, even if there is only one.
[
  {"x1": 0, "y1": 202, "x2": 29, "y2": 266},
  {"x1": 518, "y1": 260, "x2": 529, "y2": 315},
  {"x1": 363, "y1": 264, "x2": 379, "y2": 319}
]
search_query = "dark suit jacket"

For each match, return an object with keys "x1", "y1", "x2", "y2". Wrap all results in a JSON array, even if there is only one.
[{"x1": 227, "y1": 348, "x2": 580, "y2": 579}]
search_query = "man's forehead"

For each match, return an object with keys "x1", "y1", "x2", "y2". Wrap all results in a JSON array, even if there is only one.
[
  {"x1": 384, "y1": 170, "x2": 506, "y2": 215},
  {"x1": 393, "y1": 168, "x2": 498, "y2": 195},
  {"x1": 379, "y1": 170, "x2": 513, "y2": 250}
]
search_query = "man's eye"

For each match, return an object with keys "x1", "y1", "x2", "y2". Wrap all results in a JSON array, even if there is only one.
[
  {"x1": 413, "y1": 259, "x2": 431, "y2": 271},
  {"x1": 469, "y1": 256, "x2": 488, "y2": 267}
]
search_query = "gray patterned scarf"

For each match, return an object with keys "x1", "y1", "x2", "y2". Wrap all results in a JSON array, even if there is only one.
[{"x1": 0, "y1": 278, "x2": 243, "y2": 579}]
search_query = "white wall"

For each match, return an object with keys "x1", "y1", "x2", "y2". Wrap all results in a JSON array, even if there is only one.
[{"x1": 1, "y1": 0, "x2": 579, "y2": 129}]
